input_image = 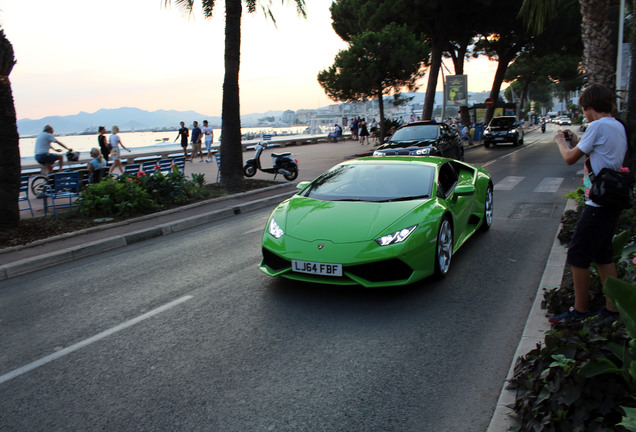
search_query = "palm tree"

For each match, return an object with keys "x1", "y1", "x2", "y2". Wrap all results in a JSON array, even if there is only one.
[
  {"x1": 168, "y1": 0, "x2": 306, "y2": 191},
  {"x1": 520, "y1": 0, "x2": 620, "y2": 90},
  {"x1": 0, "y1": 27, "x2": 20, "y2": 233}
]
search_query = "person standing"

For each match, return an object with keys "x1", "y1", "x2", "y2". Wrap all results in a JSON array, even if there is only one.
[
  {"x1": 359, "y1": 118, "x2": 369, "y2": 145},
  {"x1": 350, "y1": 118, "x2": 359, "y2": 141},
  {"x1": 191, "y1": 121, "x2": 203, "y2": 162},
  {"x1": 201, "y1": 120, "x2": 214, "y2": 162},
  {"x1": 549, "y1": 84, "x2": 628, "y2": 323},
  {"x1": 34, "y1": 124, "x2": 72, "y2": 173},
  {"x1": 108, "y1": 125, "x2": 131, "y2": 175},
  {"x1": 97, "y1": 126, "x2": 111, "y2": 162},
  {"x1": 175, "y1": 121, "x2": 190, "y2": 160}
]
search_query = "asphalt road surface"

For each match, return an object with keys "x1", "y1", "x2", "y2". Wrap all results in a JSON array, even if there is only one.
[{"x1": 0, "y1": 124, "x2": 583, "y2": 431}]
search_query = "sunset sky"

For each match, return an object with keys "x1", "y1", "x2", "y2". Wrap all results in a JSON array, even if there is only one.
[{"x1": 1, "y1": 0, "x2": 500, "y2": 121}]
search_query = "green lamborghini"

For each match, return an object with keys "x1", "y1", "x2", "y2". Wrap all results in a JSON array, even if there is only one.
[{"x1": 260, "y1": 156, "x2": 493, "y2": 287}]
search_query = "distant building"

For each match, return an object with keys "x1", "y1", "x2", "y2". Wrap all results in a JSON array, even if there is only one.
[
  {"x1": 296, "y1": 109, "x2": 318, "y2": 124},
  {"x1": 281, "y1": 110, "x2": 297, "y2": 124}
]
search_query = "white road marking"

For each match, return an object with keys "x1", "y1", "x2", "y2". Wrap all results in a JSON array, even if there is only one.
[
  {"x1": 494, "y1": 176, "x2": 525, "y2": 190},
  {"x1": 482, "y1": 143, "x2": 534, "y2": 168},
  {"x1": 0, "y1": 295, "x2": 193, "y2": 385},
  {"x1": 534, "y1": 177, "x2": 564, "y2": 193}
]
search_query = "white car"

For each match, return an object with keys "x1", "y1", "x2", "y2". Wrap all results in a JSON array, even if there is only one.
[{"x1": 557, "y1": 116, "x2": 572, "y2": 126}]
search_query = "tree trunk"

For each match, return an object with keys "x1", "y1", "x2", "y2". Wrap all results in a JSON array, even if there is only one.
[
  {"x1": 484, "y1": 53, "x2": 514, "y2": 125},
  {"x1": 377, "y1": 87, "x2": 385, "y2": 142},
  {"x1": 422, "y1": 42, "x2": 443, "y2": 121},
  {"x1": 422, "y1": 11, "x2": 449, "y2": 121},
  {"x1": 0, "y1": 29, "x2": 19, "y2": 233},
  {"x1": 580, "y1": 0, "x2": 620, "y2": 88},
  {"x1": 220, "y1": 0, "x2": 244, "y2": 191}
]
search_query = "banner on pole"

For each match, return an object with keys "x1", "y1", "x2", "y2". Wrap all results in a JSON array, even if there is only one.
[{"x1": 445, "y1": 75, "x2": 468, "y2": 107}]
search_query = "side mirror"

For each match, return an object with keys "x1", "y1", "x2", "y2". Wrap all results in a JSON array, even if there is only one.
[
  {"x1": 296, "y1": 181, "x2": 311, "y2": 191},
  {"x1": 454, "y1": 184, "x2": 475, "y2": 196}
]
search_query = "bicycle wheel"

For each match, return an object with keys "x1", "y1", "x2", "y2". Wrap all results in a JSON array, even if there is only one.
[{"x1": 30, "y1": 175, "x2": 48, "y2": 198}]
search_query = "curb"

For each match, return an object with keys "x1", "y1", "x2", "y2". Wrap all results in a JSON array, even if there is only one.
[
  {"x1": 0, "y1": 189, "x2": 296, "y2": 281},
  {"x1": 487, "y1": 198, "x2": 576, "y2": 431}
]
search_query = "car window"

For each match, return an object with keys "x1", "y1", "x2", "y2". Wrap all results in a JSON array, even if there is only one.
[
  {"x1": 490, "y1": 117, "x2": 516, "y2": 127},
  {"x1": 437, "y1": 162, "x2": 458, "y2": 198},
  {"x1": 391, "y1": 125, "x2": 439, "y2": 141},
  {"x1": 301, "y1": 163, "x2": 435, "y2": 202}
]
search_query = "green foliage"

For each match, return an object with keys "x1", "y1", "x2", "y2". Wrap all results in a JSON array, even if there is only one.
[
  {"x1": 317, "y1": 23, "x2": 429, "y2": 103},
  {"x1": 603, "y1": 277, "x2": 636, "y2": 430},
  {"x1": 77, "y1": 178, "x2": 156, "y2": 218},
  {"x1": 510, "y1": 316, "x2": 634, "y2": 431},
  {"x1": 78, "y1": 169, "x2": 211, "y2": 219}
]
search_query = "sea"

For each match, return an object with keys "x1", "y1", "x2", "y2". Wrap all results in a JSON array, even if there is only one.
[{"x1": 19, "y1": 125, "x2": 313, "y2": 163}]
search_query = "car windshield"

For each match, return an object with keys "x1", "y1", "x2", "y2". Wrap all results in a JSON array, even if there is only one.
[
  {"x1": 390, "y1": 125, "x2": 439, "y2": 141},
  {"x1": 490, "y1": 117, "x2": 516, "y2": 127},
  {"x1": 300, "y1": 163, "x2": 435, "y2": 202}
]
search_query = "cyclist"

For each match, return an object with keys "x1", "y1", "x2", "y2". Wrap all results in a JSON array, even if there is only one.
[{"x1": 34, "y1": 124, "x2": 72, "y2": 174}]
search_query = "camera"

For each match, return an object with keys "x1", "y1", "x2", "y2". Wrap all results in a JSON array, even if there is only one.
[{"x1": 563, "y1": 131, "x2": 571, "y2": 140}]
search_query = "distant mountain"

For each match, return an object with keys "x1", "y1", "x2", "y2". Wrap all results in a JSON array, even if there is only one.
[
  {"x1": 17, "y1": 107, "x2": 284, "y2": 137},
  {"x1": 17, "y1": 90, "x2": 492, "y2": 136}
]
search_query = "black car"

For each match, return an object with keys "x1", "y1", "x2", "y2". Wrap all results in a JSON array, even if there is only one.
[
  {"x1": 483, "y1": 116, "x2": 524, "y2": 147},
  {"x1": 373, "y1": 121, "x2": 464, "y2": 161}
]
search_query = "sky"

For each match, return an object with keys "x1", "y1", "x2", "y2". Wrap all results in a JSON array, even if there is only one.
[{"x1": 1, "y1": 0, "x2": 500, "y2": 121}]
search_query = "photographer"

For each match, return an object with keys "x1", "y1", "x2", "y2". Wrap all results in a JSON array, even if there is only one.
[{"x1": 550, "y1": 84, "x2": 628, "y2": 323}]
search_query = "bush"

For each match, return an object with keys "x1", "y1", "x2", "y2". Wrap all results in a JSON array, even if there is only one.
[
  {"x1": 78, "y1": 177, "x2": 156, "y2": 218},
  {"x1": 509, "y1": 317, "x2": 634, "y2": 432},
  {"x1": 78, "y1": 168, "x2": 211, "y2": 219}
]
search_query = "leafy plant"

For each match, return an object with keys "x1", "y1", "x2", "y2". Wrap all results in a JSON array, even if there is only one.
[
  {"x1": 77, "y1": 178, "x2": 156, "y2": 218},
  {"x1": 510, "y1": 317, "x2": 633, "y2": 431}
]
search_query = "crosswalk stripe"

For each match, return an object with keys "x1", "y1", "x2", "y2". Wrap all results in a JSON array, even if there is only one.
[
  {"x1": 494, "y1": 176, "x2": 565, "y2": 192},
  {"x1": 494, "y1": 176, "x2": 524, "y2": 190},
  {"x1": 534, "y1": 177, "x2": 564, "y2": 193}
]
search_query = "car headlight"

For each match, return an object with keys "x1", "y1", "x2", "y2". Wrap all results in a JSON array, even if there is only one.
[
  {"x1": 412, "y1": 148, "x2": 431, "y2": 156},
  {"x1": 268, "y1": 218, "x2": 284, "y2": 239},
  {"x1": 484, "y1": 129, "x2": 491, "y2": 135},
  {"x1": 375, "y1": 225, "x2": 417, "y2": 246},
  {"x1": 510, "y1": 129, "x2": 517, "y2": 134}
]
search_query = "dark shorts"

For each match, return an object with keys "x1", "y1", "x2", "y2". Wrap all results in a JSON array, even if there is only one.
[
  {"x1": 567, "y1": 205, "x2": 621, "y2": 268},
  {"x1": 35, "y1": 153, "x2": 59, "y2": 165}
]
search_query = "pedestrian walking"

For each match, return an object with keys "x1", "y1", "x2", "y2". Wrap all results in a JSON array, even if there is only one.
[{"x1": 175, "y1": 121, "x2": 190, "y2": 161}]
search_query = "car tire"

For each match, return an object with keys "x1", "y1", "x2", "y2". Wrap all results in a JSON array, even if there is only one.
[
  {"x1": 484, "y1": 141, "x2": 491, "y2": 148},
  {"x1": 480, "y1": 184, "x2": 494, "y2": 232},
  {"x1": 434, "y1": 216, "x2": 453, "y2": 279}
]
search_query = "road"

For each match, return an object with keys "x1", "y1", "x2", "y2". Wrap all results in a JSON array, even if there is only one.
[{"x1": 0, "y1": 124, "x2": 582, "y2": 431}]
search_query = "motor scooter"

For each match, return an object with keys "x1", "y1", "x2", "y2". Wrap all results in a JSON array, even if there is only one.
[
  {"x1": 540, "y1": 121, "x2": 546, "y2": 133},
  {"x1": 243, "y1": 140, "x2": 299, "y2": 181}
]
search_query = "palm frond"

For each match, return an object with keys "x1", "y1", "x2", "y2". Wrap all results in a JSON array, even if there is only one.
[{"x1": 518, "y1": 0, "x2": 563, "y2": 33}]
